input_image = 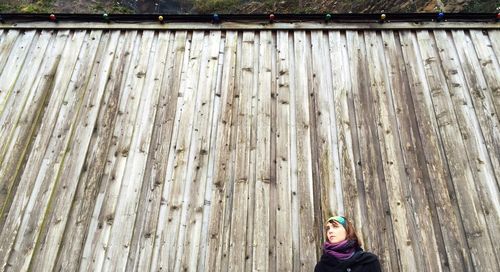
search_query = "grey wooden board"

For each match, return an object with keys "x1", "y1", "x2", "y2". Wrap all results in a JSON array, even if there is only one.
[
  {"x1": 0, "y1": 28, "x2": 499, "y2": 272},
  {"x1": 399, "y1": 30, "x2": 475, "y2": 272},
  {"x1": 381, "y1": 30, "x2": 443, "y2": 272}
]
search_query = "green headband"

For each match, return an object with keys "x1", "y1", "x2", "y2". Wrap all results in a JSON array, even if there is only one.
[{"x1": 327, "y1": 216, "x2": 347, "y2": 229}]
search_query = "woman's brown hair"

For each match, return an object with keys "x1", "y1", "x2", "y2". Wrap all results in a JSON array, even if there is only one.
[{"x1": 325, "y1": 216, "x2": 361, "y2": 246}]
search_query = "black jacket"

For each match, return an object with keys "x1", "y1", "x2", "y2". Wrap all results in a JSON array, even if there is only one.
[{"x1": 314, "y1": 249, "x2": 382, "y2": 272}]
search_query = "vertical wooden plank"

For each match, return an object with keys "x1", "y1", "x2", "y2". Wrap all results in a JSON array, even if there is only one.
[
  {"x1": 101, "y1": 30, "x2": 162, "y2": 272},
  {"x1": 61, "y1": 32, "x2": 127, "y2": 272},
  {"x1": 0, "y1": 30, "x2": 34, "y2": 116},
  {"x1": 177, "y1": 30, "x2": 222, "y2": 271},
  {"x1": 78, "y1": 30, "x2": 140, "y2": 272},
  {"x1": 152, "y1": 30, "x2": 204, "y2": 272},
  {"x1": 0, "y1": 31, "x2": 41, "y2": 164},
  {"x1": 275, "y1": 30, "x2": 293, "y2": 272},
  {"x1": 170, "y1": 31, "x2": 213, "y2": 272},
  {"x1": 251, "y1": 30, "x2": 272, "y2": 272},
  {"x1": 176, "y1": 30, "x2": 221, "y2": 272},
  {"x1": 0, "y1": 31, "x2": 35, "y2": 119},
  {"x1": 52, "y1": 30, "x2": 131, "y2": 272},
  {"x1": 453, "y1": 30, "x2": 500, "y2": 187},
  {"x1": 327, "y1": 31, "x2": 365, "y2": 241},
  {"x1": 287, "y1": 31, "x2": 302, "y2": 272},
  {"x1": 0, "y1": 30, "x2": 20, "y2": 76},
  {"x1": 147, "y1": 30, "x2": 191, "y2": 272},
  {"x1": 345, "y1": 30, "x2": 370, "y2": 251},
  {"x1": 399, "y1": 30, "x2": 473, "y2": 272},
  {"x1": 96, "y1": 30, "x2": 154, "y2": 272},
  {"x1": 305, "y1": 31, "x2": 324, "y2": 260},
  {"x1": 0, "y1": 30, "x2": 76, "y2": 271},
  {"x1": 310, "y1": 30, "x2": 343, "y2": 221},
  {"x1": 382, "y1": 30, "x2": 445, "y2": 271},
  {"x1": 434, "y1": 30, "x2": 500, "y2": 266},
  {"x1": 469, "y1": 30, "x2": 500, "y2": 184},
  {"x1": 3, "y1": 30, "x2": 102, "y2": 272},
  {"x1": 78, "y1": 30, "x2": 138, "y2": 272},
  {"x1": 205, "y1": 30, "x2": 238, "y2": 272},
  {"x1": 268, "y1": 29, "x2": 278, "y2": 272},
  {"x1": 0, "y1": 29, "x2": 81, "y2": 190},
  {"x1": 124, "y1": 30, "x2": 181, "y2": 272},
  {"x1": 292, "y1": 30, "x2": 317, "y2": 271},
  {"x1": 365, "y1": 30, "x2": 420, "y2": 271},
  {"x1": 29, "y1": 30, "x2": 119, "y2": 271},
  {"x1": 92, "y1": 30, "x2": 146, "y2": 272},
  {"x1": 416, "y1": 30, "x2": 497, "y2": 271},
  {"x1": 346, "y1": 30, "x2": 397, "y2": 271},
  {"x1": 245, "y1": 30, "x2": 260, "y2": 272},
  {"x1": 197, "y1": 30, "x2": 227, "y2": 272},
  {"x1": 227, "y1": 31, "x2": 254, "y2": 272},
  {"x1": 0, "y1": 30, "x2": 51, "y2": 229},
  {"x1": 0, "y1": 33, "x2": 41, "y2": 155},
  {"x1": 359, "y1": 30, "x2": 400, "y2": 271},
  {"x1": 487, "y1": 30, "x2": 500, "y2": 61},
  {"x1": 470, "y1": 30, "x2": 500, "y2": 118}
]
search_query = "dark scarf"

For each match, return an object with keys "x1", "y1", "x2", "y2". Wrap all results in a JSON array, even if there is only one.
[{"x1": 323, "y1": 239, "x2": 357, "y2": 260}]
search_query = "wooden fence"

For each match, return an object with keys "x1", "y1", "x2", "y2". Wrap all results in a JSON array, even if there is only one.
[{"x1": 0, "y1": 25, "x2": 499, "y2": 271}]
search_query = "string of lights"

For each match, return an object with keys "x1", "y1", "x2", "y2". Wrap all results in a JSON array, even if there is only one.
[{"x1": 0, "y1": 12, "x2": 499, "y2": 24}]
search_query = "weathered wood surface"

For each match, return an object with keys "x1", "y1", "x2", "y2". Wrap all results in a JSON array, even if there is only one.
[
  {"x1": 399, "y1": 30, "x2": 474, "y2": 272},
  {"x1": 346, "y1": 30, "x2": 398, "y2": 271},
  {"x1": 293, "y1": 30, "x2": 319, "y2": 271},
  {"x1": 365, "y1": 31, "x2": 417, "y2": 271},
  {"x1": 253, "y1": 30, "x2": 272, "y2": 272},
  {"x1": 0, "y1": 30, "x2": 50, "y2": 230},
  {"x1": 0, "y1": 27, "x2": 499, "y2": 272},
  {"x1": 205, "y1": 30, "x2": 237, "y2": 272},
  {"x1": 275, "y1": 30, "x2": 294, "y2": 272},
  {"x1": 416, "y1": 30, "x2": 496, "y2": 270},
  {"x1": 79, "y1": 30, "x2": 140, "y2": 272},
  {"x1": 381, "y1": 30, "x2": 442, "y2": 272},
  {"x1": 228, "y1": 31, "x2": 254, "y2": 272}
]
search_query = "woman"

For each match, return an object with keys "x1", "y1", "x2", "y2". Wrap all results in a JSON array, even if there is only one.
[{"x1": 315, "y1": 216, "x2": 381, "y2": 272}]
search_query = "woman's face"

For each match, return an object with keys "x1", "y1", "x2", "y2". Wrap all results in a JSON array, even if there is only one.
[{"x1": 326, "y1": 221, "x2": 347, "y2": 244}]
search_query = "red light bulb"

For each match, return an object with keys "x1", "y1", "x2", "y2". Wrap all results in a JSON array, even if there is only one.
[{"x1": 269, "y1": 13, "x2": 275, "y2": 22}]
